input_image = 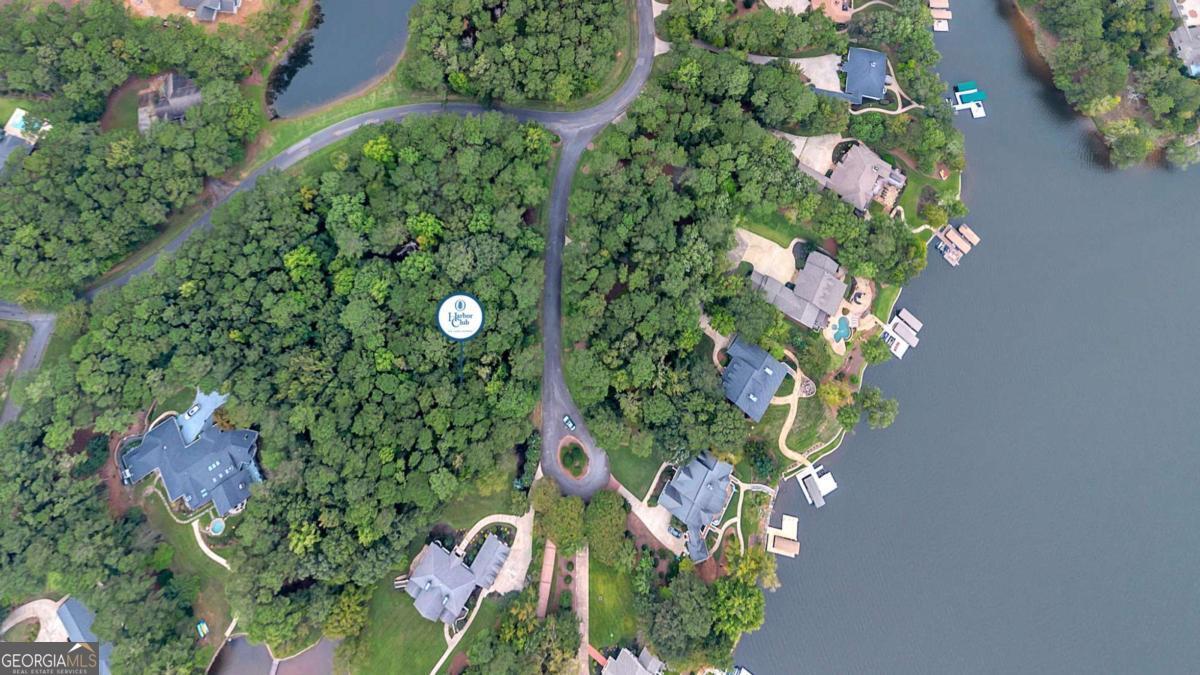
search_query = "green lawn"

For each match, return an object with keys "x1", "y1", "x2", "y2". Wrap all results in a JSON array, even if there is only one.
[
  {"x1": 358, "y1": 577, "x2": 448, "y2": 675},
  {"x1": 588, "y1": 561, "x2": 638, "y2": 650},
  {"x1": 103, "y1": 83, "x2": 142, "y2": 132},
  {"x1": 140, "y1": 494, "x2": 230, "y2": 667},
  {"x1": 736, "y1": 206, "x2": 820, "y2": 248},
  {"x1": 720, "y1": 486, "x2": 740, "y2": 525},
  {"x1": 872, "y1": 284, "x2": 902, "y2": 321},
  {"x1": 437, "y1": 596, "x2": 504, "y2": 674},
  {"x1": 786, "y1": 395, "x2": 835, "y2": 452},
  {"x1": 0, "y1": 96, "x2": 25, "y2": 127},
  {"x1": 606, "y1": 443, "x2": 663, "y2": 499},
  {"x1": 807, "y1": 428, "x2": 846, "y2": 463},
  {"x1": 892, "y1": 159, "x2": 961, "y2": 226},
  {"x1": 438, "y1": 452, "x2": 519, "y2": 530}
]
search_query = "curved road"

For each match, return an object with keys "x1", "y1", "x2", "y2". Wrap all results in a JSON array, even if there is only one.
[{"x1": 2, "y1": 0, "x2": 657, "y2": 498}]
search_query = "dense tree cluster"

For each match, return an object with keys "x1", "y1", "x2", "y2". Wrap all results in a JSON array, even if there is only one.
[
  {"x1": 0, "y1": 418, "x2": 204, "y2": 673},
  {"x1": 1029, "y1": 0, "x2": 1200, "y2": 166},
  {"x1": 0, "y1": 82, "x2": 261, "y2": 304},
  {"x1": 0, "y1": 0, "x2": 295, "y2": 120},
  {"x1": 463, "y1": 588, "x2": 581, "y2": 674},
  {"x1": 18, "y1": 112, "x2": 553, "y2": 650},
  {"x1": 402, "y1": 0, "x2": 627, "y2": 103},
  {"x1": 658, "y1": 0, "x2": 846, "y2": 56}
]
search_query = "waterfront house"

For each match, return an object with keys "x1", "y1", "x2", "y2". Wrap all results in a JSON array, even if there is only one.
[
  {"x1": 405, "y1": 534, "x2": 510, "y2": 624},
  {"x1": 58, "y1": 598, "x2": 113, "y2": 675},
  {"x1": 750, "y1": 250, "x2": 847, "y2": 331},
  {"x1": 842, "y1": 48, "x2": 889, "y2": 104},
  {"x1": 827, "y1": 143, "x2": 907, "y2": 212},
  {"x1": 602, "y1": 646, "x2": 666, "y2": 675},
  {"x1": 722, "y1": 337, "x2": 787, "y2": 422},
  {"x1": 659, "y1": 453, "x2": 733, "y2": 563},
  {"x1": 180, "y1": 0, "x2": 241, "y2": 22},
  {"x1": 119, "y1": 389, "x2": 262, "y2": 516},
  {"x1": 137, "y1": 73, "x2": 203, "y2": 133}
]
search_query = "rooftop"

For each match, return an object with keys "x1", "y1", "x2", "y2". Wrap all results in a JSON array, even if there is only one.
[
  {"x1": 407, "y1": 534, "x2": 511, "y2": 624},
  {"x1": 180, "y1": 0, "x2": 241, "y2": 22},
  {"x1": 843, "y1": 47, "x2": 889, "y2": 104},
  {"x1": 57, "y1": 598, "x2": 112, "y2": 675},
  {"x1": 659, "y1": 453, "x2": 733, "y2": 563},
  {"x1": 827, "y1": 143, "x2": 906, "y2": 211},
  {"x1": 602, "y1": 647, "x2": 666, "y2": 675},
  {"x1": 722, "y1": 337, "x2": 787, "y2": 422},
  {"x1": 751, "y1": 251, "x2": 847, "y2": 330},
  {"x1": 119, "y1": 390, "x2": 261, "y2": 516}
]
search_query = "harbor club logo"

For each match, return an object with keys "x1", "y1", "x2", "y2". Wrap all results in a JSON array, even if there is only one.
[
  {"x1": 1, "y1": 642, "x2": 99, "y2": 675},
  {"x1": 437, "y1": 293, "x2": 484, "y2": 341}
]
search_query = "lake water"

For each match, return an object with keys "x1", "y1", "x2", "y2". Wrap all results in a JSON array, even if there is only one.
[
  {"x1": 270, "y1": 0, "x2": 418, "y2": 118},
  {"x1": 736, "y1": 2, "x2": 1200, "y2": 673}
]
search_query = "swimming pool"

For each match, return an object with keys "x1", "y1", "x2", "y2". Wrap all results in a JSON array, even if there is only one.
[
  {"x1": 833, "y1": 316, "x2": 851, "y2": 342},
  {"x1": 210, "y1": 518, "x2": 226, "y2": 535}
]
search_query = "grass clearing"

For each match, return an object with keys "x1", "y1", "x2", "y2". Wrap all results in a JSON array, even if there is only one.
[
  {"x1": 358, "y1": 576, "x2": 447, "y2": 675},
  {"x1": 737, "y1": 206, "x2": 820, "y2": 248},
  {"x1": 101, "y1": 80, "x2": 145, "y2": 133},
  {"x1": 606, "y1": 442, "x2": 662, "y2": 498},
  {"x1": 588, "y1": 561, "x2": 638, "y2": 650},
  {"x1": 438, "y1": 452, "x2": 519, "y2": 531},
  {"x1": 140, "y1": 494, "x2": 230, "y2": 667},
  {"x1": 786, "y1": 395, "x2": 835, "y2": 452},
  {"x1": 1, "y1": 619, "x2": 38, "y2": 642},
  {"x1": 872, "y1": 284, "x2": 902, "y2": 321}
]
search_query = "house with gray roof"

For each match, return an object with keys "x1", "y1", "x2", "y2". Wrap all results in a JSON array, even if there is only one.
[
  {"x1": 137, "y1": 73, "x2": 203, "y2": 133},
  {"x1": 1171, "y1": 26, "x2": 1200, "y2": 77},
  {"x1": 181, "y1": 0, "x2": 241, "y2": 22},
  {"x1": 119, "y1": 389, "x2": 261, "y2": 517},
  {"x1": 658, "y1": 453, "x2": 733, "y2": 563},
  {"x1": 57, "y1": 598, "x2": 112, "y2": 675},
  {"x1": 827, "y1": 143, "x2": 907, "y2": 212},
  {"x1": 602, "y1": 646, "x2": 666, "y2": 675},
  {"x1": 406, "y1": 533, "x2": 511, "y2": 624},
  {"x1": 751, "y1": 250, "x2": 847, "y2": 330},
  {"x1": 843, "y1": 47, "x2": 888, "y2": 104},
  {"x1": 722, "y1": 337, "x2": 787, "y2": 422}
]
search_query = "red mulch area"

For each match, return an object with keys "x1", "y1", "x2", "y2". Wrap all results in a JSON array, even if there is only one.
[
  {"x1": 625, "y1": 512, "x2": 672, "y2": 578},
  {"x1": 550, "y1": 550, "x2": 576, "y2": 611},
  {"x1": 101, "y1": 411, "x2": 151, "y2": 517},
  {"x1": 447, "y1": 652, "x2": 470, "y2": 675}
]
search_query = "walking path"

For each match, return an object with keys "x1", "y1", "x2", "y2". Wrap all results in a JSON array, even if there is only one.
[
  {"x1": 612, "y1": 476, "x2": 686, "y2": 555},
  {"x1": 574, "y1": 547, "x2": 591, "y2": 675},
  {"x1": 699, "y1": 314, "x2": 731, "y2": 373},
  {"x1": 0, "y1": 598, "x2": 67, "y2": 642},
  {"x1": 535, "y1": 540, "x2": 558, "y2": 619},
  {"x1": 770, "y1": 349, "x2": 816, "y2": 466},
  {"x1": 192, "y1": 520, "x2": 231, "y2": 570}
]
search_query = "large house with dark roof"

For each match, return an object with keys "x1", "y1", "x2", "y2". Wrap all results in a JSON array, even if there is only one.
[
  {"x1": 119, "y1": 390, "x2": 261, "y2": 517},
  {"x1": 722, "y1": 337, "x2": 787, "y2": 422},
  {"x1": 842, "y1": 47, "x2": 888, "y2": 104},
  {"x1": 602, "y1": 646, "x2": 666, "y2": 675},
  {"x1": 750, "y1": 250, "x2": 847, "y2": 330},
  {"x1": 137, "y1": 73, "x2": 203, "y2": 133},
  {"x1": 827, "y1": 143, "x2": 907, "y2": 212},
  {"x1": 658, "y1": 453, "x2": 733, "y2": 563},
  {"x1": 406, "y1": 534, "x2": 510, "y2": 624},
  {"x1": 57, "y1": 598, "x2": 112, "y2": 675}
]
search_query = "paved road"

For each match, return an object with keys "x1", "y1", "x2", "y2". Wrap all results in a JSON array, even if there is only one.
[
  {"x1": 0, "y1": 302, "x2": 56, "y2": 424},
  {"x1": 2, "y1": 0, "x2": 658, "y2": 499}
]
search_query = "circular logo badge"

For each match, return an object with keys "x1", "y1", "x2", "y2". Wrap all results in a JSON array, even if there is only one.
[{"x1": 437, "y1": 293, "x2": 484, "y2": 341}]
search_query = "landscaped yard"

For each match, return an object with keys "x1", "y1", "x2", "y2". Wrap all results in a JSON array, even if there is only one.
[
  {"x1": 588, "y1": 561, "x2": 638, "y2": 650},
  {"x1": 140, "y1": 494, "x2": 230, "y2": 667},
  {"x1": 606, "y1": 443, "x2": 663, "y2": 499},
  {"x1": 560, "y1": 442, "x2": 588, "y2": 478},
  {"x1": 100, "y1": 78, "x2": 146, "y2": 132},
  {"x1": 358, "y1": 576, "x2": 447, "y2": 675},
  {"x1": 872, "y1": 283, "x2": 902, "y2": 321},
  {"x1": 438, "y1": 453, "x2": 519, "y2": 531},
  {"x1": 787, "y1": 395, "x2": 836, "y2": 452},
  {"x1": 437, "y1": 595, "x2": 504, "y2": 674},
  {"x1": 1, "y1": 619, "x2": 37, "y2": 642},
  {"x1": 737, "y1": 205, "x2": 820, "y2": 248}
]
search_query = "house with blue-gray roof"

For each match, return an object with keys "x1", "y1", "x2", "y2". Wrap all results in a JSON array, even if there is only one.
[
  {"x1": 57, "y1": 598, "x2": 112, "y2": 675},
  {"x1": 722, "y1": 337, "x2": 787, "y2": 422},
  {"x1": 119, "y1": 389, "x2": 261, "y2": 516},
  {"x1": 815, "y1": 48, "x2": 890, "y2": 105},
  {"x1": 658, "y1": 453, "x2": 733, "y2": 563}
]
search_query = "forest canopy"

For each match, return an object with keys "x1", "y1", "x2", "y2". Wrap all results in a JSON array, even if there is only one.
[
  {"x1": 402, "y1": 0, "x2": 629, "y2": 103},
  {"x1": 15, "y1": 112, "x2": 554, "y2": 651}
]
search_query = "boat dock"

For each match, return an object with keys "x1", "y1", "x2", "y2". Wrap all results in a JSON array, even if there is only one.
[
  {"x1": 797, "y1": 465, "x2": 838, "y2": 508},
  {"x1": 930, "y1": 0, "x2": 952, "y2": 32},
  {"x1": 952, "y1": 81, "x2": 987, "y2": 118},
  {"x1": 881, "y1": 308, "x2": 923, "y2": 359},
  {"x1": 766, "y1": 514, "x2": 801, "y2": 558},
  {"x1": 934, "y1": 223, "x2": 981, "y2": 266}
]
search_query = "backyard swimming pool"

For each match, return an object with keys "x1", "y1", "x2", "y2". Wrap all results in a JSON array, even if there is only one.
[
  {"x1": 209, "y1": 518, "x2": 225, "y2": 535},
  {"x1": 833, "y1": 316, "x2": 851, "y2": 342}
]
